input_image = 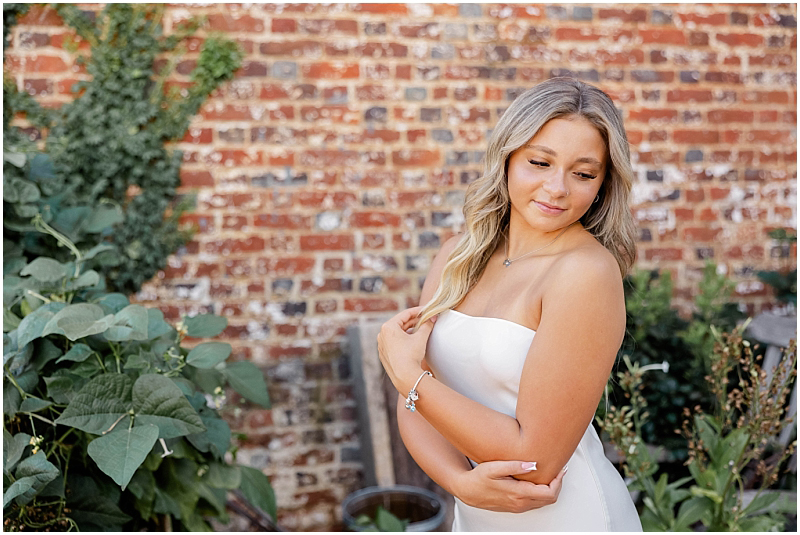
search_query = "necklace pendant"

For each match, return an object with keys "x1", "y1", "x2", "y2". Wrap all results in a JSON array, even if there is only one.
[{"x1": 503, "y1": 259, "x2": 512, "y2": 267}]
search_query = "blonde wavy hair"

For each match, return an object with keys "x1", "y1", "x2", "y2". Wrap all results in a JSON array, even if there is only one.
[{"x1": 415, "y1": 77, "x2": 637, "y2": 329}]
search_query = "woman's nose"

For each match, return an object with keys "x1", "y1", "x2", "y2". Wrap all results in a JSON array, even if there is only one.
[{"x1": 542, "y1": 169, "x2": 568, "y2": 197}]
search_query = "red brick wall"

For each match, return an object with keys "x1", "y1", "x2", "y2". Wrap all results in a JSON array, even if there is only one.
[{"x1": 6, "y1": 3, "x2": 797, "y2": 530}]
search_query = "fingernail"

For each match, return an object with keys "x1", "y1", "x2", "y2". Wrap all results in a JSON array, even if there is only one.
[
  {"x1": 562, "y1": 465, "x2": 569, "y2": 473},
  {"x1": 521, "y1": 461, "x2": 537, "y2": 471}
]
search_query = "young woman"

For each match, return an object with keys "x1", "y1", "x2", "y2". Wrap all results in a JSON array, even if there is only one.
[{"x1": 378, "y1": 78, "x2": 642, "y2": 531}]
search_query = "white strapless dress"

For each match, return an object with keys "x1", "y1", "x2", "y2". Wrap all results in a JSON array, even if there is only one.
[{"x1": 425, "y1": 309, "x2": 642, "y2": 532}]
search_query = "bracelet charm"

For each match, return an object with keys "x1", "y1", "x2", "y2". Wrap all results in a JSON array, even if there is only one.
[{"x1": 405, "y1": 371, "x2": 432, "y2": 412}]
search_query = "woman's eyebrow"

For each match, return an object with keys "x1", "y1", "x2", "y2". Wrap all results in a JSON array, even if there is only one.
[{"x1": 524, "y1": 144, "x2": 603, "y2": 166}]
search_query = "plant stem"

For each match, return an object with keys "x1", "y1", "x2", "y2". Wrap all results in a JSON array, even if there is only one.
[
  {"x1": 46, "y1": 427, "x2": 75, "y2": 457},
  {"x1": 4, "y1": 366, "x2": 29, "y2": 399}
]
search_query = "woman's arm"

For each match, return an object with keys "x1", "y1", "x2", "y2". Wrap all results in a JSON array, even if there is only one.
[{"x1": 380, "y1": 247, "x2": 625, "y2": 485}]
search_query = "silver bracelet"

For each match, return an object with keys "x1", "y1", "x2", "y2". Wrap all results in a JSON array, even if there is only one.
[{"x1": 404, "y1": 371, "x2": 433, "y2": 412}]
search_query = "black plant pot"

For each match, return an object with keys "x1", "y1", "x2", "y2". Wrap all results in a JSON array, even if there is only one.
[{"x1": 342, "y1": 485, "x2": 446, "y2": 532}]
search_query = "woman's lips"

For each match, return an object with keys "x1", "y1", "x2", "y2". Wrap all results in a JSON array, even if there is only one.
[{"x1": 534, "y1": 200, "x2": 566, "y2": 215}]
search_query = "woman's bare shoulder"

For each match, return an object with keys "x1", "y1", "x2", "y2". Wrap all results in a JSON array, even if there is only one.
[{"x1": 548, "y1": 238, "x2": 622, "y2": 290}]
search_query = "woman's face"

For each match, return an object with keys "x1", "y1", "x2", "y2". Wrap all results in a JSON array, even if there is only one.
[{"x1": 506, "y1": 115, "x2": 607, "y2": 233}]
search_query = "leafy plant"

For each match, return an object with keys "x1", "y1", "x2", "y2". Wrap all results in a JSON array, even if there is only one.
[
  {"x1": 3, "y1": 154, "x2": 275, "y2": 531},
  {"x1": 598, "y1": 323, "x2": 797, "y2": 531},
  {"x1": 4, "y1": 3, "x2": 243, "y2": 294},
  {"x1": 353, "y1": 505, "x2": 409, "y2": 532},
  {"x1": 604, "y1": 265, "x2": 744, "y2": 460}
]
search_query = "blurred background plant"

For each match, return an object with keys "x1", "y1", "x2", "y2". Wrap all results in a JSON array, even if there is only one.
[
  {"x1": 3, "y1": 3, "x2": 243, "y2": 294},
  {"x1": 599, "y1": 263, "x2": 744, "y2": 462},
  {"x1": 598, "y1": 324, "x2": 797, "y2": 531}
]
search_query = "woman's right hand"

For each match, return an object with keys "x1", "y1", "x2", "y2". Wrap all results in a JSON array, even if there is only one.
[{"x1": 452, "y1": 461, "x2": 567, "y2": 513}]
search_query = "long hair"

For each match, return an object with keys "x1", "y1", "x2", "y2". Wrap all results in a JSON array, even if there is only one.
[{"x1": 415, "y1": 77, "x2": 637, "y2": 328}]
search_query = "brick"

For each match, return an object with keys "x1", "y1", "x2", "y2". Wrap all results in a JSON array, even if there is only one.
[
  {"x1": 204, "y1": 236, "x2": 266, "y2": 254},
  {"x1": 260, "y1": 40, "x2": 321, "y2": 56},
  {"x1": 667, "y1": 89, "x2": 713, "y2": 103},
  {"x1": 708, "y1": 110, "x2": 754, "y2": 123},
  {"x1": 302, "y1": 62, "x2": 359, "y2": 79},
  {"x1": 685, "y1": 188, "x2": 705, "y2": 202},
  {"x1": 300, "y1": 19, "x2": 359, "y2": 35},
  {"x1": 640, "y1": 29, "x2": 687, "y2": 45},
  {"x1": 296, "y1": 191, "x2": 357, "y2": 208},
  {"x1": 748, "y1": 130, "x2": 795, "y2": 144},
  {"x1": 300, "y1": 235, "x2": 355, "y2": 251},
  {"x1": 716, "y1": 33, "x2": 764, "y2": 47},
  {"x1": 628, "y1": 108, "x2": 678, "y2": 123},
  {"x1": 254, "y1": 214, "x2": 311, "y2": 229},
  {"x1": 645, "y1": 248, "x2": 683, "y2": 261},
  {"x1": 180, "y1": 170, "x2": 214, "y2": 187},
  {"x1": 674, "y1": 130, "x2": 719, "y2": 144},
  {"x1": 597, "y1": 8, "x2": 646, "y2": 22},
  {"x1": 684, "y1": 227, "x2": 722, "y2": 242},
  {"x1": 355, "y1": 42, "x2": 408, "y2": 58},
  {"x1": 207, "y1": 14, "x2": 265, "y2": 32},
  {"x1": 355, "y1": 3, "x2": 408, "y2": 14},
  {"x1": 272, "y1": 18, "x2": 297, "y2": 32},
  {"x1": 742, "y1": 91, "x2": 790, "y2": 104},
  {"x1": 392, "y1": 150, "x2": 440, "y2": 166},
  {"x1": 7, "y1": 55, "x2": 68, "y2": 73},
  {"x1": 350, "y1": 211, "x2": 402, "y2": 228},
  {"x1": 749, "y1": 54, "x2": 794, "y2": 67},
  {"x1": 344, "y1": 298, "x2": 399, "y2": 312},
  {"x1": 677, "y1": 12, "x2": 727, "y2": 25},
  {"x1": 17, "y1": 5, "x2": 64, "y2": 25}
]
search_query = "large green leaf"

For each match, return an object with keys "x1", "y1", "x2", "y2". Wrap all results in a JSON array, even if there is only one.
[
  {"x1": 82, "y1": 244, "x2": 116, "y2": 262},
  {"x1": 3, "y1": 430, "x2": 32, "y2": 475},
  {"x1": 203, "y1": 462, "x2": 241, "y2": 489},
  {"x1": 184, "y1": 314, "x2": 227, "y2": 338},
  {"x1": 186, "y1": 415, "x2": 231, "y2": 460},
  {"x1": 66, "y1": 270, "x2": 100, "y2": 291},
  {"x1": 57, "y1": 342, "x2": 94, "y2": 364},
  {"x1": 84, "y1": 204, "x2": 124, "y2": 233},
  {"x1": 146, "y1": 308, "x2": 174, "y2": 340},
  {"x1": 31, "y1": 338, "x2": 62, "y2": 371},
  {"x1": 674, "y1": 496, "x2": 713, "y2": 531},
  {"x1": 224, "y1": 361, "x2": 270, "y2": 408},
  {"x1": 87, "y1": 424, "x2": 159, "y2": 490},
  {"x1": 19, "y1": 396, "x2": 52, "y2": 413},
  {"x1": 41, "y1": 303, "x2": 113, "y2": 340},
  {"x1": 239, "y1": 466, "x2": 277, "y2": 520},
  {"x1": 128, "y1": 469, "x2": 156, "y2": 519},
  {"x1": 67, "y1": 474, "x2": 131, "y2": 531},
  {"x1": 3, "y1": 451, "x2": 60, "y2": 507},
  {"x1": 15, "y1": 302, "x2": 67, "y2": 348},
  {"x1": 56, "y1": 373, "x2": 133, "y2": 434},
  {"x1": 104, "y1": 304, "x2": 149, "y2": 341},
  {"x1": 3, "y1": 370, "x2": 38, "y2": 418},
  {"x1": 186, "y1": 342, "x2": 231, "y2": 369},
  {"x1": 3, "y1": 307, "x2": 21, "y2": 331},
  {"x1": 132, "y1": 374, "x2": 204, "y2": 438},
  {"x1": 20, "y1": 257, "x2": 68, "y2": 283},
  {"x1": 94, "y1": 293, "x2": 130, "y2": 314}
]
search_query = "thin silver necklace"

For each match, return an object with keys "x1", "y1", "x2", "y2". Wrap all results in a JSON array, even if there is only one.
[{"x1": 502, "y1": 224, "x2": 573, "y2": 267}]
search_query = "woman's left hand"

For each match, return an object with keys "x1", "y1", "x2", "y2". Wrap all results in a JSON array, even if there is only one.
[{"x1": 377, "y1": 306, "x2": 437, "y2": 395}]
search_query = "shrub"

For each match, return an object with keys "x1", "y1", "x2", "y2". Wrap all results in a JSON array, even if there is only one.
[
  {"x1": 4, "y1": 3, "x2": 243, "y2": 294},
  {"x1": 3, "y1": 151, "x2": 276, "y2": 531}
]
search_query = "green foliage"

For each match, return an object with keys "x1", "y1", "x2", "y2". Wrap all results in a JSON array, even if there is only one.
[
  {"x1": 4, "y1": 3, "x2": 243, "y2": 294},
  {"x1": 353, "y1": 505, "x2": 410, "y2": 532},
  {"x1": 598, "y1": 325, "x2": 797, "y2": 531},
  {"x1": 604, "y1": 265, "x2": 744, "y2": 459},
  {"x1": 3, "y1": 211, "x2": 275, "y2": 531}
]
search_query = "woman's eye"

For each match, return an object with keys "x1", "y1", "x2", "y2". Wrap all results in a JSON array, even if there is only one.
[
  {"x1": 528, "y1": 160, "x2": 549, "y2": 167},
  {"x1": 576, "y1": 172, "x2": 597, "y2": 180}
]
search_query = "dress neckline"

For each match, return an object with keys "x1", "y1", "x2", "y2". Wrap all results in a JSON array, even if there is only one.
[{"x1": 447, "y1": 309, "x2": 537, "y2": 334}]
